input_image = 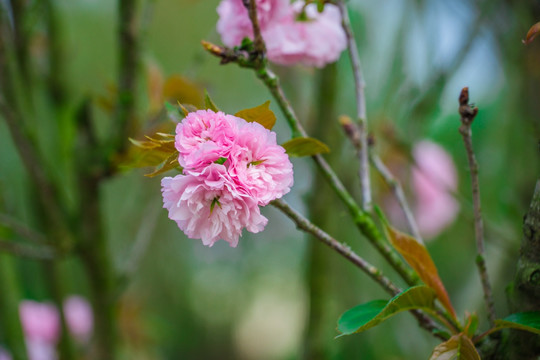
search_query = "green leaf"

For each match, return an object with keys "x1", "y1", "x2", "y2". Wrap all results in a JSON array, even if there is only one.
[
  {"x1": 204, "y1": 90, "x2": 220, "y2": 112},
  {"x1": 430, "y1": 334, "x2": 480, "y2": 360},
  {"x1": 210, "y1": 196, "x2": 221, "y2": 214},
  {"x1": 215, "y1": 157, "x2": 227, "y2": 165},
  {"x1": 337, "y1": 285, "x2": 436, "y2": 336},
  {"x1": 494, "y1": 312, "x2": 540, "y2": 335},
  {"x1": 281, "y1": 137, "x2": 330, "y2": 157},
  {"x1": 379, "y1": 214, "x2": 456, "y2": 319},
  {"x1": 235, "y1": 101, "x2": 276, "y2": 130}
]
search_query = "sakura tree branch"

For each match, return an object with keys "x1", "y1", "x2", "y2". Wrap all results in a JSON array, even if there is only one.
[
  {"x1": 202, "y1": 41, "x2": 418, "y2": 286},
  {"x1": 242, "y1": 0, "x2": 266, "y2": 55},
  {"x1": 0, "y1": 240, "x2": 58, "y2": 260},
  {"x1": 0, "y1": 100, "x2": 73, "y2": 248},
  {"x1": 271, "y1": 198, "x2": 447, "y2": 340},
  {"x1": 116, "y1": 0, "x2": 139, "y2": 152},
  {"x1": 0, "y1": 213, "x2": 48, "y2": 244},
  {"x1": 337, "y1": 0, "x2": 372, "y2": 212},
  {"x1": 272, "y1": 199, "x2": 400, "y2": 295},
  {"x1": 371, "y1": 153, "x2": 423, "y2": 243},
  {"x1": 458, "y1": 87, "x2": 496, "y2": 327}
]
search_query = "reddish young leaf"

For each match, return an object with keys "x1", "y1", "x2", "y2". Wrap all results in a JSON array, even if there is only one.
[
  {"x1": 383, "y1": 224, "x2": 456, "y2": 319},
  {"x1": 523, "y1": 22, "x2": 540, "y2": 45},
  {"x1": 430, "y1": 334, "x2": 480, "y2": 360}
]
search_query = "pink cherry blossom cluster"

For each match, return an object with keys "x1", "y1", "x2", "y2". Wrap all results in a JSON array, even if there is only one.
[
  {"x1": 161, "y1": 109, "x2": 294, "y2": 247},
  {"x1": 217, "y1": 0, "x2": 346, "y2": 68},
  {"x1": 0, "y1": 296, "x2": 93, "y2": 360}
]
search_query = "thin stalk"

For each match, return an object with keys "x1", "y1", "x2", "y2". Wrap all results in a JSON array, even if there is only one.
[
  {"x1": 370, "y1": 152, "x2": 423, "y2": 243},
  {"x1": 272, "y1": 199, "x2": 447, "y2": 340},
  {"x1": 337, "y1": 1, "x2": 371, "y2": 212},
  {"x1": 272, "y1": 199, "x2": 400, "y2": 296},
  {"x1": 0, "y1": 240, "x2": 58, "y2": 260},
  {"x1": 458, "y1": 87, "x2": 496, "y2": 327}
]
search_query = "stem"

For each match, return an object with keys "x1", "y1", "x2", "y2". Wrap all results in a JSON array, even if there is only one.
[
  {"x1": 116, "y1": 0, "x2": 139, "y2": 153},
  {"x1": 43, "y1": 261, "x2": 77, "y2": 360},
  {"x1": 0, "y1": 240, "x2": 58, "y2": 260},
  {"x1": 272, "y1": 199, "x2": 447, "y2": 339},
  {"x1": 458, "y1": 87, "x2": 496, "y2": 327},
  {"x1": 370, "y1": 152, "x2": 423, "y2": 243},
  {"x1": 272, "y1": 199, "x2": 400, "y2": 296},
  {"x1": 43, "y1": 0, "x2": 65, "y2": 105},
  {"x1": 0, "y1": 254, "x2": 28, "y2": 360},
  {"x1": 242, "y1": 0, "x2": 266, "y2": 55},
  {"x1": 0, "y1": 100, "x2": 72, "y2": 250},
  {"x1": 337, "y1": 1, "x2": 372, "y2": 212},
  {"x1": 0, "y1": 213, "x2": 48, "y2": 244},
  {"x1": 78, "y1": 177, "x2": 117, "y2": 360}
]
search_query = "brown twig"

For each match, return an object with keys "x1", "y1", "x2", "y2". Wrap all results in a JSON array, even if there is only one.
[
  {"x1": 0, "y1": 213, "x2": 48, "y2": 244},
  {"x1": 0, "y1": 100, "x2": 72, "y2": 248},
  {"x1": 116, "y1": 0, "x2": 139, "y2": 152},
  {"x1": 0, "y1": 240, "x2": 58, "y2": 260},
  {"x1": 337, "y1": 1, "x2": 372, "y2": 212},
  {"x1": 458, "y1": 87, "x2": 496, "y2": 327},
  {"x1": 242, "y1": 0, "x2": 266, "y2": 56},
  {"x1": 371, "y1": 154, "x2": 423, "y2": 243},
  {"x1": 340, "y1": 116, "x2": 422, "y2": 241}
]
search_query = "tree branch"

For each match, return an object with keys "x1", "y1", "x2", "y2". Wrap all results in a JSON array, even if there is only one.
[
  {"x1": 271, "y1": 198, "x2": 446, "y2": 340},
  {"x1": 0, "y1": 239, "x2": 58, "y2": 260},
  {"x1": 116, "y1": 0, "x2": 139, "y2": 153},
  {"x1": 458, "y1": 87, "x2": 496, "y2": 327},
  {"x1": 272, "y1": 199, "x2": 400, "y2": 296},
  {"x1": 337, "y1": 0, "x2": 372, "y2": 212}
]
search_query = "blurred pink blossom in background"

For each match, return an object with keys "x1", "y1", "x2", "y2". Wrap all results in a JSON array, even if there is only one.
[
  {"x1": 0, "y1": 347, "x2": 12, "y2": 360},
  {"x1": 14, "y1": 296, "x2": 93, "y2": 360},
  {"x1": 19, "y1": 301, "x2": 60, "y2": 360},
  {"x1": 19, "y1": 301, "x2": 60, "y2": 345},
  {"x1": 412, "y1": 140, "x2": 460, "y2": 239},
  {"x1": 163, "y1": 110, "x2": 293, "y2": 247},
  {"x1": 217, "y1": 0, "x2": 346, "y2": 67},
  {"x1": 63, "y1": 296, "x2": 93, "y2": 344}
]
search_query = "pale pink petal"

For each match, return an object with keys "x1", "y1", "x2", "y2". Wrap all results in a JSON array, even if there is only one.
[
  {"x1": 228, "y1": 121, "x2": 293, "y2": 205},
  {"x1": 19, "y1": 301, "x2": 60, "y2": 345},
  {"x1": 63, "y1": 296, "x2": 93, "y2": 344},
  {"x1": 162, "y1": 170, "x2": 268, "y2": 247},
  {"x1": 216, "y1": 0, "x2": 346, "y2": 67},
  {"x1": 412, "y1": 141, "x2": 459, "y2": 239}
]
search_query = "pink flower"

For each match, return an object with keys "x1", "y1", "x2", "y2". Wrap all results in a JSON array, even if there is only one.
[
  {"x1": 412, "y1": 141, "x2": 459, "y2": 239},
  {"x1": 217, "y1": 0, "x2": 290, "y2": 47},
  {"x1": 0, "y1": 347, "x2": 12, "y2": 360},
  {"x1": 63, "y1": 296, "x2": 93, "y2": 344},
  {"x1": 228, "y1": 122, "x2": 293, "y2": 205},
  {"x1": 19, "y1": 301, "x2": 60, "y2": 345},
  {"x1": 216, "y1": 0, "x2": 346, "y2": 67},
  {"x1": 162, "y1": 164, "x2": 268, "y2": 247},
  {"x1": 175, "y1": 109, "x2": 241, "y2": 170}
]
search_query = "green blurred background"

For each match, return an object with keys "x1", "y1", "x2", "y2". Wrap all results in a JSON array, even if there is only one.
[{"x1": 1, "y1": 0, "x2": 539, "y2": 359}]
